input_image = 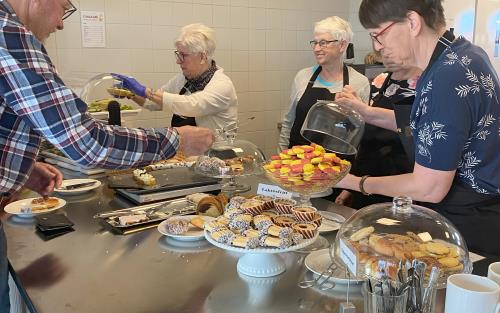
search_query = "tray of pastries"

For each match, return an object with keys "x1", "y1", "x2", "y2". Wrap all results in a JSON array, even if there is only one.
[
  {"x1": 95, "y1": 198, "x2": 196, "y2": 233},
  {"x1": 202, "y1": 195, "x2": 327, "y2": 251}
]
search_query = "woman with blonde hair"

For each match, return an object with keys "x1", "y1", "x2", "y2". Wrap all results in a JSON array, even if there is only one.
[{"x1": 113, "y1": 23, "x2": 238, "y2": 132}]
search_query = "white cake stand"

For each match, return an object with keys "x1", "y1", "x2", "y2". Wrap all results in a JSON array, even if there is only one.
[{"x1": 205, "y1": 230, "x2": 319, "y2": 277}]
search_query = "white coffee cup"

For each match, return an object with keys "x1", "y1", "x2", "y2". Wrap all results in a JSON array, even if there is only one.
[
  {"x1": 445, "y1": 274, "x2": 500, "y2": 313},
  {"x1": 488, "y1": 262, "x2": 500, "y2": 286}
]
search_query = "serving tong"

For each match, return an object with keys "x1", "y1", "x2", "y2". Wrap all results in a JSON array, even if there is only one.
[
  {"x1": 93, "y1": 201, "x2": 195, "y2": 219},
  {"x1": 366, "y1": 259, "x2": 440, "y2": 313},
  {"x1": 298, "y1": 241, "x2": 348, "y2": 291}
]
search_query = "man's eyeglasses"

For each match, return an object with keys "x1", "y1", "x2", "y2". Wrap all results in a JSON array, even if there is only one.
[
  {"x1": 174, "y1": 50, "x2": 193, "y2": 62},
  {"x1": 370, "y1": 21, "x2": 398, "y2": 45},
  {"x1": 62, "y1": 0, "x2": 77, "y2": 20},
  {"x1": 309, "y1": 40, "x2": 339, "y2": 49}
]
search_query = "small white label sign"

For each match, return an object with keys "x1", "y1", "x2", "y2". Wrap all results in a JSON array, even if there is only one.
[
  {"x1": 339, "y1": 239, "x2": 357, "y2": 276},
  {"x1": 257, "y1": 183, "x2": 292, "y2": 199},
  {"x1": 81, "y1": 11, "x2": 106, "y2": 48}
]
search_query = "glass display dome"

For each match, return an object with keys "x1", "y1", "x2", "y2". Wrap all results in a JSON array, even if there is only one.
[
  {"x1": 301, "y1": 100, "x2": 365, "y2": 157},
  {"x1": 194, "y1": 128, "x2": 265, "y2": 195},
  {"x1": 334, "y1": 196, "x2": 472, "y2": 288},
  {"x1": 80, "y1": 73, "x2": 135, "y2": 112}
]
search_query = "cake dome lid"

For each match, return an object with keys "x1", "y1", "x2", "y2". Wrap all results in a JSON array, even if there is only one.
[
  {"x1": 301, "y1": 100, "x2": 365, "y2": 156},
  {"x1": 194, "y1": 129, "x2": 265, "y2": 178},
  {"x1": 334, "y1": 196, "x2": 472, "y2": 288},
  {"x1": 80, "y1": 73, "x2": 136, "y2": 111}
]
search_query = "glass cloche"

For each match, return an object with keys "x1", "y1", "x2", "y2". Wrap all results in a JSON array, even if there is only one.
[
  {"x1": 301, "y1": 100, "x2": 365, "y2": 157},
  {"x1": 334, "y1": 196, "x2": 472, "y2": 288},
  {"x1": 194, "y1": 128, "x2": 266, "y2": 195},
  {"x1": 80, "y1": 73, "x2": 135, "y2": 112}
]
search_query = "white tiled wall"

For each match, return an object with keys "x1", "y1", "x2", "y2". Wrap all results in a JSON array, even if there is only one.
[{"x1": 48, "y1": 0, "x2": 370, "y2": 157}]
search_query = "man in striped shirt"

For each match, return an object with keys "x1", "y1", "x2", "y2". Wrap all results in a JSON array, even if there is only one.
[{"x1": 0, "y1": 0, "x2": 213, "y2": 309}]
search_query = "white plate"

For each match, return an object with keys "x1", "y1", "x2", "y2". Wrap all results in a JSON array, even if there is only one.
[
  {"x1": 158, "y1": 215, "x2": 215, "y2": 241},
  {"x1": 157, "y1": 236, "x2": 215, "y2": 253},
  {"x1": 4, "y1": 197, "x2": 66, "y2": 218},
  {"x1": 55, "y1": 179, "x2": 101, "y2": 195},
  {"x1": 318, "y1": 211, "x2": 345, "y2": 233},
  {"x1": 304, "y1": 248, "x2": 363, "y2": 285}
]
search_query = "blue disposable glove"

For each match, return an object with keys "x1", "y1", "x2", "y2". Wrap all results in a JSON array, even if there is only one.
[{"x1": 111, "y1": 73, "x2": 147, "y2": 98}]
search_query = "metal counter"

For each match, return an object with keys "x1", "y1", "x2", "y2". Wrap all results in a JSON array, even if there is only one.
[{"x1": 3, "y1": 172, "x2": 445, "y2": 313}]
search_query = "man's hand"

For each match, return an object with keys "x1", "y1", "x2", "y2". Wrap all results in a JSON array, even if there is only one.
[
  {"x1": 175, "y1": 126, "x2": 214, "y2": 156},
  {"x1": 24, "y1": 162, "x2": 63, "y2": 197}
]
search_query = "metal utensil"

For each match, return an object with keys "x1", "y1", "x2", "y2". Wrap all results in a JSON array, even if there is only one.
[
  {"x1": 59, "y1": 181, "x2": 97, "y2": 190},
  {"x1": 298, "y1": 261, "x2": 337, "y2": 290}
]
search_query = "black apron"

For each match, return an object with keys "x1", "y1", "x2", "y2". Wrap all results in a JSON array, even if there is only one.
[
  {"x1": 384, "y1": 72, "x2": 416, "y2": 165},
  {"x1": 170, "y1": 83, "x2": 197, "y2": 127},
  {"x1": 418, "y1": 30, "x2": 500, "y2": 256},
  {"x1": 288, "y1": 65, "x2": 349, "y2": 148},
  {"x1": 350, "y1": 73, "x2": 414, "y2": 209}
]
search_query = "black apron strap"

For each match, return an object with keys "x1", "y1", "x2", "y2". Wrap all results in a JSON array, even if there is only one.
[
  {"x1": 342, "y1": 64, "x2": 349, "y2": 86},
  {"x1": 288, "y1": 65, "x2": 341, "y2": 148},
  {"x1": 371, "y1": 72, "x2": 392, "y2": 104},
  {"x1": 170, "y1": 82, "x2": 197, "y2": 127}
]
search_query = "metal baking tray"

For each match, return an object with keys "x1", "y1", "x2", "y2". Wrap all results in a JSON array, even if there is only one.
[
  {"x1": 107, "y1": 167, "x2": 220, "y2": 191},
  {"x1": 95, "y1": 198, "x2": 195, "y2": 234}
]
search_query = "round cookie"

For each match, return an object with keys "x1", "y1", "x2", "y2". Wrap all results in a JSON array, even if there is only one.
[
  {"x1": 438, "y1": 257, "x2": 460, "y2": 268},
  {"x1": 425, "y1": 242, "x2": 450, "y2": 255}
]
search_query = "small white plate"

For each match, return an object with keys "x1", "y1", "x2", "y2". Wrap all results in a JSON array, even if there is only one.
[
  {"x1": 318, "y1": 211, "x2": 345, "y2": 233},
  {"x1": 157, "y1": 215, "x2": 215, "y2": 241},
  {"x1": 55, "y1": 179, "x2": 101, "y2": 195},
  {"x1": 157, "y1": 236, "x2": 215, "y2": 253},
  {"x1": 304, "y1": 248, "x2": 363, "y2": 285},
  {"x1": 4, "y1": 197, "x2": 66, "y2": 218}
]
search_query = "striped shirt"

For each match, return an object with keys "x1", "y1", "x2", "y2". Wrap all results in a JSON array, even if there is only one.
[{"x1": 0, "y1": 1, "x2": 179, "y2": 196}]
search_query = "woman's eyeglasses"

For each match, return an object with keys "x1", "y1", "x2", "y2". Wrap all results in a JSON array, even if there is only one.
[
  {"x1": 309, "y1": 40, "x2": 339, "y2": 49},
  {"x1": 369, "y1": 21, "x2": 397, "y2": 45},
  {"x1": 174, "y1": 51, "x2": 193, "y2": 62},
  {"x1": 62, "y1": 0, "x2": 77, "y2": 20}
]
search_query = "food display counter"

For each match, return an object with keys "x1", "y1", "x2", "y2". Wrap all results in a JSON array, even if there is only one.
[{"x1": 3, "y1": 171, "x2": 450, "y2": 313}]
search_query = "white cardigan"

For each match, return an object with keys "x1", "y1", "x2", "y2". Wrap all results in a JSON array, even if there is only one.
[{"x1": 144, "y1": 67, "x2": 238, "y2": 132}]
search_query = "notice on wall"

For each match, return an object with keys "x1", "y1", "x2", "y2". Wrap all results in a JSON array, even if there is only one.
[{"x1": 81, "y1": 11, "x2": 106, "y2": 48}]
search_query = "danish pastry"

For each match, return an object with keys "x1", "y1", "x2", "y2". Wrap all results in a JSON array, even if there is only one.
[{"x1": 31, "y1": 197, "x2": 60, "y2": 211}]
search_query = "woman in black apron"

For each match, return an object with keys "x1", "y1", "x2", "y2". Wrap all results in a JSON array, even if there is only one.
[
  {"x1": 279, "y1": 16, "x2": 371, "y2": 152},
  {"x1": 409, "y1": 30, "x2": 500, "y2": 256},
  {"x1": 343, "y1": 67, "x2": 419, "y2": 209},
  {"x1": 288, "y1": 64, "x2": 349, "y2": 148}
]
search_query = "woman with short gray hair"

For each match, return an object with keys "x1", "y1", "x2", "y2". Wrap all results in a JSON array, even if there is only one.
[
  {"x1": 113, "y1": 23, "x2": 238, "y2": 132},
  {"x1": 279, "y1": 16, "x2": 370, "y2": 150}
]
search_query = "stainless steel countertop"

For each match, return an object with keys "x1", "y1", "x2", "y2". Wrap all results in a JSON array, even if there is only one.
[{"x1": 3, "y1": 172, "x2": 445, "y2": 313}]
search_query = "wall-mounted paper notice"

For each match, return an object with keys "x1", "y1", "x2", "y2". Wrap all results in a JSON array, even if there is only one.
[{"x1": 81, "y1": 11, "x2": 106, "y2": 48}]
